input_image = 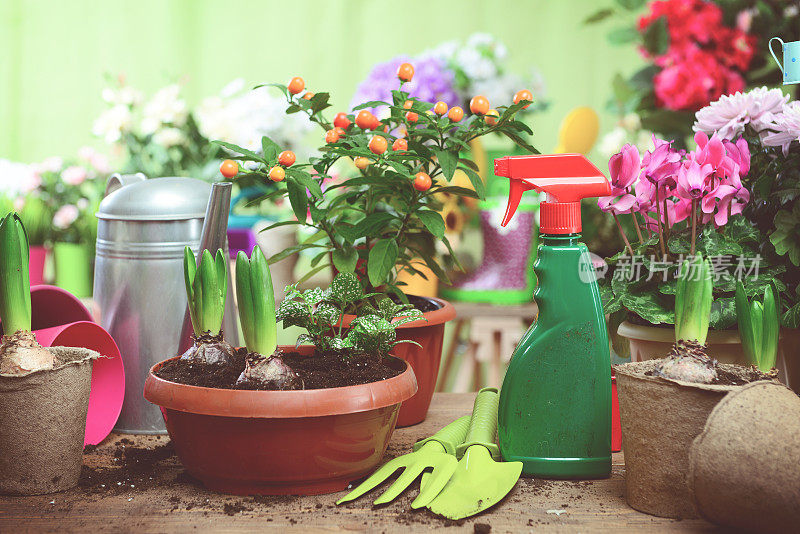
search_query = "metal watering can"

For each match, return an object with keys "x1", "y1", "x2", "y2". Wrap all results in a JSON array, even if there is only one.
[
  {"x1": 769, "y1": 37, "x2": 800, "y2": 85},
  {"x1": 94, "y1": 175, "x2": 238, "y2": 433}
]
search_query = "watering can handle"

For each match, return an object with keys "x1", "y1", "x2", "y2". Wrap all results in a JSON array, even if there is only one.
[
  {"x1": 769, "y1": 37, "x2": 785, "y2": 72},
  {"x1": 105, "y1": 173, "x2": 146, "y2": 197}
]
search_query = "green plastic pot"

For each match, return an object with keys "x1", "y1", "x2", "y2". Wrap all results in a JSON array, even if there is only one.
[{"x1": 53, "y1": 242, "x2": 93, "y2": 298}]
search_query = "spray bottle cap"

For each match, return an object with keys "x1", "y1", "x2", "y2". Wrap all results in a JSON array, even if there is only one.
[{"x1": 494, "y1": 154, "x2": 610, "y2": 234}]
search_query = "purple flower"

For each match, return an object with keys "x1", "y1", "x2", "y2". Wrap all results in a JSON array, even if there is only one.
[
  {"x1": 598, "y1": 144, "x2": 640, "y2": 214},
  {"x1": 350, "y1": 55, "x2": 458, "y2": 118},
  {"x1": 641, "y1": 135, "x2": 681, "y2": 188}
]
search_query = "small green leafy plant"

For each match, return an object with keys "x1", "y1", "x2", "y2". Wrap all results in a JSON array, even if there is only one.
[
  {"x1": 277, "y1": 272, "x2": 423, "y2": 356},
  {"x1": 214, "y1": 66, "x2": 537, "y2": 300},
  {"x1": 181, "y1": 246, "x2": 235, "y2": 365},
  {"x1": 656, "y1": 254, "x2": 718, "y2": 384},
  {"x1": 735, "y1": 280, "x2": 779, "y2": 373},
  {"x1": 0, "y1": 213, "x2": 55, "y2": 375}
]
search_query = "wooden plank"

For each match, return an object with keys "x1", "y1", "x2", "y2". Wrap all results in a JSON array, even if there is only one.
[{"x1": 0, "y1": 393, "x2": 715, "y2": 533}]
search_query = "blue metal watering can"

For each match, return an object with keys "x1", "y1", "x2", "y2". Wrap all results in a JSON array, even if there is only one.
[{"x1": 769, "y1": 37, "x2": 800, "y2": 85}]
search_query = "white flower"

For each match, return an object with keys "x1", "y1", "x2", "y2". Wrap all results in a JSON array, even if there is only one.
[
  {"x1": 102, "y1": 85, "x2": 143, "y2": 106},
  {"x1": 196, "y1": 82, "x2": 314, "y2": 155},
  {"x1": 77, "y1": 198, "x2": 89, "y2": 210},
  {"x1": 93, "y1": 104, "x2": 133, "y2": 144},
  {"x1": 622, "y1": 113, "x2": 641, "y2": 131},
  {"x1": 61, "y1": 165, "x2": 88, "y2": 186},
  {"x1": 693, "y1": 87, "x2": 789, "y2": 140},
  {"x1": 140, "y1": 84, "x2": 188, "y2": 134},
  {"x1": 153, "y1": 127, "x2": 185, "y2": 147},
  {"x1": 53, "y1": 205, "x2": 79, "y2": 229},
  {"x1": 598, "y1": 127, "x2": 628, "y2": 160},
  {"x1": 0, "y1": 159, "x2": 39, "y2": 194},
  {"x1": 78, "y1": 146, "x2": 111, "y2": 174},
  {"x1": 762, "y1": 101, "x2": 800, "y2": 155},
  {"x1": 785, "y1": 5, "x2": 799, "y2": 17}
]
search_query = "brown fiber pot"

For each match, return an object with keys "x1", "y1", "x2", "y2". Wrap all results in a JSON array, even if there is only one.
[
  {"x1": 340, "y1": 296, "x2": 456, "y2": 427},
  {"x1": 615, "y1": 359, "x2": 753, "y2": 519},
  {"x1": 143, "y1": 346, "x2": 417, "y2": 495},
  {"x1": 0, "y1": 347, "x2": 97, "y2": 495},
  {"x1": 688, "y1": 381, "x2": 800, "y2": 533}
]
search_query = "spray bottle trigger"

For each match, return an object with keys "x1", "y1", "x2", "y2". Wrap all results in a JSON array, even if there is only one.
[{"x1": 502, "y1": 179, "x2": 534, "y2": 227}]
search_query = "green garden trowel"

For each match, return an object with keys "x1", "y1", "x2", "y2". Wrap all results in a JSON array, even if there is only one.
[
  {"x1": 336, "y1": 415, "x2": 471, "y2": 508},
  {"x1": 427, "y1": 387, "x2": 523, "y2": 520}
]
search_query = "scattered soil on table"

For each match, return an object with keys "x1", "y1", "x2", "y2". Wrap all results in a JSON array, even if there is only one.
[
  {"x1": 79, "y1": 439, "x2": 176, "y2": 495},
  {"x1": 156, "y1": 347, "x2": 402, "y2": 390},
  {"x1": 474, "y1": 524, "x2": 492, "y2": 534}
]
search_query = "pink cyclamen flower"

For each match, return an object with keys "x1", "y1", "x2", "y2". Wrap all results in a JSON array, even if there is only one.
[
  {"x1": 701, "y1": 181, "x2": 750, "y2": 226},
  {"x1": 61, "y1": 166, "x2": 88, "y2": 186},
  {"x1": 722, "y1": 138, "x2": 750, "y2": 177},
  {"x1": 642, "y1": 136, "x2": 681, "y2": 187},
  {"x1": 677, "y1": 159, "x2": 714, "y2": 200},
  {"x1": 599, "y1": 144, "x2": 641, "y2": 214}
]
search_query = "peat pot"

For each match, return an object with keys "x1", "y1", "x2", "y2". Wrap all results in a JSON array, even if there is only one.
[
  {"x1": 144, "y1": 346, "x2": 417, "y2": 495},
  {"x1": 0, "y1": 347, "x2": 98, "y2": 495},
  {"x1": 615, "y1": 359, "x2": 771, "y2": 519},
  {"x1": 341, "y1": 296, "x2": 456, "y2": 427}
]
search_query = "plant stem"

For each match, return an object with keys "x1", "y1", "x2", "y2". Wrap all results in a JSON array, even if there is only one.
[
  {"x1": 691, "y1": 198, "x2": 698, "y2": 256},
  {"x1": 612, "y1": 212, "x2": 635, "y2": 257},
  {"x1": 654, "y1": 187, "x2": 667, "y2": 258},
  {"x1": 662, "y1": 198, "x2": 670, "y2": 244},
  {"x1": 631, "y1": 213, "x2": 644, "y2": 243}
]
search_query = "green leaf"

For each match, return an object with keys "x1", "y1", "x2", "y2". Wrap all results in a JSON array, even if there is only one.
[
  {"x1": 0, "y1": 213, "x2": 31, "y2": 334},
  {"x1": 615, "y1": 0, "x2": 645, "y2": 8},
  {"x1": 433, "y1": 149, "x2": 458, "y2": 181},
  {"x1": 607, "y1": 27, "x2": 639, "y2": 45},
  {"x1": 349, "y1": 212, "x2": 395, "y2": 240},
  {"x1": 285, "y1": 177, "x2": 309, "y2": 222},
  {"x1": 351, "y1": 101, "x2": 387, "y2": 111},
  {"x1": 295, "y1": 263, "x2": 332, "y2": 285},
  {"x1": 435, "y1": 186, "x2": 480, "y2": 199},
  {"x1": 584, "y1": 8, "x2": 614, "y2": 24},
  {"x1": 417, "y1": 210, "x2": 446, "y2": 239},
  {"x1": 367, "y1": 239, "x2": 399, "y2": 287},
  {"x1": 261, "y1": 136, "x2": 280, "y2": 161},
  {"x1": 329, "y1": 272, "x2": 363, "y2": 303},
  {"x1": 642, "y1": 16, "x2": 669, "y2": 56},
  {"x1": 332, "y1": 248, "x2": 358, "y2": 273},
  {"x1": 212, "y1": 140, "x2": 265, "y2": 163},
  {"x1": 459, "y1": 166, "x2": 486, "y2": 200}
]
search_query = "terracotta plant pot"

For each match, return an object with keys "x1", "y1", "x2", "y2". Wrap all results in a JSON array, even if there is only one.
[
  {"x1": 615, "y1": 359, "x2": 759, "y2": 519},
  {"x1": 143, "y1": 346, "x2": 417, "y2": 495},
  {"x1": 340, "y1": 296, "x2": 456, "y2": 427},
  {"x1": 618, "y1": 320, "x2": 745, "y2": 364},
  {"x1": 618, "y1": 321, "x2": 798, "y2": 388},
  {"x1": 0, "y1": 347, "x2": 97, "y2": 495},
  {"x1": 688, "y1": 381, "x2": 800, "y2": 533}
]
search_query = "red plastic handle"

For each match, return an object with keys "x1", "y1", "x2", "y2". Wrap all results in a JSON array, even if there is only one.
[{"x1": 495, "y1": 154, "x2": 610, "y2": 228}]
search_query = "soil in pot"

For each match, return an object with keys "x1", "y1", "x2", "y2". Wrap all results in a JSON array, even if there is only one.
[
  {"x1": 388, "y1": 293, "x2": 440, "y2": 313},
  {"x1": 616, "y1": 359, "x2": 775, "y2": 520},
  {"x1": 156, "y1": 347, "x2": 401, "y2": 390}
]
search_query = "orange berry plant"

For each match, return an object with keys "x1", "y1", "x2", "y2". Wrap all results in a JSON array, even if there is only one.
[{"x1": 213, "y1": 71, "x2": 537, "y2": 296}]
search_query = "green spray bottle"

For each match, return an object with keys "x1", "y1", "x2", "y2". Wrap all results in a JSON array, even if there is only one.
[{"x1": 494, "y1": 154, "x2": 612, "y2": 479}]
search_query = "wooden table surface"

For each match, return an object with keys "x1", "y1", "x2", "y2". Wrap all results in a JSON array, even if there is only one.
[{"x1": 0, "y1": 393, "x2": 718, "y2": 533}]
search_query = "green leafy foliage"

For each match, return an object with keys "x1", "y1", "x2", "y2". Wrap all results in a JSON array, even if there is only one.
[
  {"x1": 0, "y1": 213, "x2": 32, "y2": 334},
  {"x1": 736, "y1": 280, "x2": 779, "y2": 372},
  {"x1": 184, "y1": 247, "x2": 228, "y2": 338},
  {"x1": 235, "y1": 246, "x2": 277, "y2": 356},
  {"x1": 214, "y1": 76, "x2": 537, "y2": 296},
  {"x1": 276, "y1": 272, "x2": 424, "y2": 355}
]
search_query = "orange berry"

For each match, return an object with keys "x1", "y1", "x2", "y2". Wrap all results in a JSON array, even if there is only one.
[
  {"x1": 269, "y1": 166, "x2": 285, "y2": 182},
  {"x1": 333, "y1": 112, "x2": 351, "y2": 130},
  {"x1": 403, "y1": 100, "x2": 413, "y2": 109},
  {"x1": 397, "y1": 62, "x2": 414, "y2": 82},
  {"x1": 514, "y1": 89, "x2": 534, "y2": 109},
  {"x1": 278, "y1": 150, "x2": 296, "y2": 167},
  {"x1": 485, "y1": 108, "x2": 500, "y2": 125},
  {"x1": 287, "y1": 77, "x2": 305, "y2": 95},
  {"x1": 325, "y1": 129, "x2": 340, "y2": 144},
  {"x1": 354, "y1": 156, "x2": 370, "y2": 170},
  {"x1": 413, "y1": 172, "x2": 432, "y2": 192},
  {"x1": 334, "y1": 126, "x2": 346, "y2": 138},
  {"x1": 219, "y1": 159, "x2": 239, "y2": 178},
  {"x1": 392, "y1": 138, "x2": 408, "y2": 152},
  {"x1": 355, "y1": 110, "x2": 377, "y2": 130},
  {"x1": 405, "y1": 111, "x2": 418, "y2": 123},
  {"x1": 470, "y1": 95, "x2": 490, "y2": 115},
  {"x1": 448, "y1": 106, "x2": 464, "y2": 122},
  {"x1": 433, "y1": 101, "x2": 448, "y2": 116},
  {"x1": 302, "y1": 92, "x2": 315, "y2": 100},
  {"x1": 368, "y1": 135, "x2": 388, "y2": 155}
]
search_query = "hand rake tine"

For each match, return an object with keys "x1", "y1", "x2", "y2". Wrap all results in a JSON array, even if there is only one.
[
  {"x1": 411, "y1": 457, "x2": 458, "y2": 509},
  {"x1": 372, "y1": 462, "x2": 428, "y2": 505},
  {"x1": 336, "y1": 459, "x2": 403, "y2": 505}
]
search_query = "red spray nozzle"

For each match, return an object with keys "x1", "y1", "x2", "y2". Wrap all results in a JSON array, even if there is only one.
[{"x1": 495, "y1": 154, "x2": 610, "y2": 233}]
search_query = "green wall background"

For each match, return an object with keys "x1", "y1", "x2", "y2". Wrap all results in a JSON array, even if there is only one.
[{"x1": 0, "y1": 0, "x2": 643, "y2": 164}]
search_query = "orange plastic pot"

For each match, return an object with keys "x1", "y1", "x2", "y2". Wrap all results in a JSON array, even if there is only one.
[
  {"x1": 143, "y1": 346, "x2": 417, "y2": 495},
  {"x1": 341, "y1": 296, "x2": 456, "y2": 427}
]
